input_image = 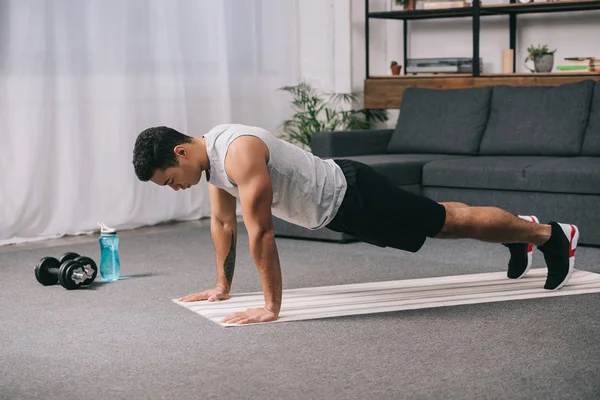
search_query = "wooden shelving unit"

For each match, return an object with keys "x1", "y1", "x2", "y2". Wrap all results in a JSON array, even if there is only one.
[
  {"x1": 365, "y1": 74, "x2": 600, "y2": 108},
  {"x1": 369, "y1": 72, "x2": 600, "y2": 78},
  {"x1": 364, "y1": 0, "x2": 600, "y2": 109}
]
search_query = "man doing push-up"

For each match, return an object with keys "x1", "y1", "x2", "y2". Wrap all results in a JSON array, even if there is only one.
[{"x1": 132, "y1": 124, "x2": 579, "y2": 325}]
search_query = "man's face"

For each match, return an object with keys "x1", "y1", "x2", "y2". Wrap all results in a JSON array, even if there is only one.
[{"x1": 150, "y1": 158, "x2": 203, "y2": 191}]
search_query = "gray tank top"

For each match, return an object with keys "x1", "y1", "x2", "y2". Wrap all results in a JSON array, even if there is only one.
[{"x1": 203, "y1": 124, "x2": 347, "y2": 230}]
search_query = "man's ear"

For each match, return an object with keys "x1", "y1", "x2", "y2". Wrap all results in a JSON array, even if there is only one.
[{"x1": 173, "y1": 145, "x2": 187, "y2": 159}]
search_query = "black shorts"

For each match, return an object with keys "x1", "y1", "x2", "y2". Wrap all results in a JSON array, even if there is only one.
[{"x1": 325, "y1": 159, "x2": 447, "y2": 253}]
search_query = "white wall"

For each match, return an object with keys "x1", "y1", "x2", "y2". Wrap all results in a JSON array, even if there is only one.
[
  {"x1": 298, "y1": 0, "x2": 600, "y2": 93},
  {"x1": 298, "y1": 0, "x2": 354, "y2": 93}
]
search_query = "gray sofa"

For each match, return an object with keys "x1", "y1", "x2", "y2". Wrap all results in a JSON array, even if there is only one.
[{"x1": 307, "y1": 79, "x2": 600, "y2": 247}]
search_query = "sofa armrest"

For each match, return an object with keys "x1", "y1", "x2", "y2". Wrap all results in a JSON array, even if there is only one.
[{"x1": 311, "y1": 129, "x2": 393, "y2": 158}]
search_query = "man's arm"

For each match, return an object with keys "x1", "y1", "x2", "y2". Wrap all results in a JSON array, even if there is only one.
[
  {"x1": 178, "y1": 185, "x2": 237, "y2": 303},
  {"x1": 209, "y1": 184, "x2": 238, "y2": 293},
  {"x1": 221, "y1": 136, "x2": 282, "y2": 323}
]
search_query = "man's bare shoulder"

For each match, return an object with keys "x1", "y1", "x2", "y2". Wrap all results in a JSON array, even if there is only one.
[
  {"x1": 228, "y1": 135, "x2": 269, "y2": 160},
  {"x1": 225, "y1": 135, "x2": 269, "y2": 183}
]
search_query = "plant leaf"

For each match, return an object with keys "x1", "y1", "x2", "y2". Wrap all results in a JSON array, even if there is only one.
[{"x1": 278, "y1": 81, "x2": 389, "y2": 151}]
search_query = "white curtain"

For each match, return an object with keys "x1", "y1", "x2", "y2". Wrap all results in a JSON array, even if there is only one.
[{"x1": 0, "y1": 0, "x2": 300, "y2": 246}]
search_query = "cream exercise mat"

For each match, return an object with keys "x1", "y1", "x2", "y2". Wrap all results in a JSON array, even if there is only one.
[{"x1": 172, "y1": 268, "x2": 600, "y2": 327}]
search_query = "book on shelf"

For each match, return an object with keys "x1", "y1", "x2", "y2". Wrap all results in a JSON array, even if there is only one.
[
  {"x1": 557, "y1": 66, "x2": 590, "y2": 70},
  {"x1": 556, "y1": 57, "x2": 598, "y2": 72},
  {"x1": 554, "y1": 70, "x2": 599, "y2": 74},
  {"x1": 416, "y1": 0, "x2": 467, "y2": 10},
  {"x1": 564, "y1": 57, "x2": 597, "y2": 61},
  {"x1": 422, "y1": 2, "x2": 467, "y2": 9}
]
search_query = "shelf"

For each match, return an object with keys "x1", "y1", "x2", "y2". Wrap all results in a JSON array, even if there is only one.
[
  {"x1": 370, "y1": 74, "x2": 472, "y2": 78},
  {"x1": 364, "y1": 74, "x2": 600, "y2": 109},
  {"x1": 368, "y1": 0, "x2": 600, "y2": 20},
  {"x1": 370, "y1": 72, "x2": 600, "y2": 78},
  {"x1": 480, "y1": 72, "x2": 600, "y2": 76},
  {"x1": 364, "y1": 0, "x2": 600, "y2": 107},
  {"x1": 482, "y1": 0, "x2": 600, "y2": 15},
  {"x1": 368, "y1": 8, "x2": 472, "y2": 20}
]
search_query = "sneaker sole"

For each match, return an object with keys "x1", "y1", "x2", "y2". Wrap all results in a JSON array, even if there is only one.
[
  {"x1": 551, "y1": 223, "x2": 579, "y2": 290},
  {"x1": 514, "y1": 215, "x2": 540, "y2": 279}
]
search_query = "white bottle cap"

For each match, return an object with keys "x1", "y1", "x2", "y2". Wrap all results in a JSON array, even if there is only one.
[{"x1": 98, "y1": 222, "x2": 117, "y2": 235}]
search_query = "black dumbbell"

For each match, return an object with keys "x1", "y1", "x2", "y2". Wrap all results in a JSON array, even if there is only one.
[
  {"x1": 60, "y1": 253, "x2": 98, "y2": 286},
  {"x1": 34, "y1": 252, "x2": 79, "y2": 285},
  {"x1": 34, "y1": 252, "x2": 98, "y2": 290}
]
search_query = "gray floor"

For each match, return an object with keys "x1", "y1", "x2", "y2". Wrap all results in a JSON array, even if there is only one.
[{"x1": 2, "y1": 221, "x2": 600, "y2": 400}]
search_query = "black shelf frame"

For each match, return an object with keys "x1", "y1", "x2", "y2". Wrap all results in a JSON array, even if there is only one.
[{"x1": 365, "y1": 0, "x2": 600, "y2": 78}]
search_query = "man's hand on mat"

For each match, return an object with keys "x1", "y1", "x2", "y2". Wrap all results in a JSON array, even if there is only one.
[
  {"x1": 221, "y1": 307, "x2": 278, "y2": 325},
  {"x1": 178, "y1": 286, "x2": 230, "y2": 302}
]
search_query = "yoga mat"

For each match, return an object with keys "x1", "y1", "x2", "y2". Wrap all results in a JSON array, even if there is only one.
[{"x1": 172, "y1": 268, "x2": 600, "y2": 327}]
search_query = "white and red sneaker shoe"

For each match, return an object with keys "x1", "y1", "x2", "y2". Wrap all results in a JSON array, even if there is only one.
[
  {"x1": 504, "y1": 215, "x2": 539, "y2": 279},
  {"x1": 538, "y1": 222, "x2": 579, "y2": 290}
]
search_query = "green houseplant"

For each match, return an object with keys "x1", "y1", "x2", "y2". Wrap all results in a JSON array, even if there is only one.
[
  {"x1": 278, "y1": 81, "x2": 389, "y2": 150},
  {"x1": 525, "y1": 44, "x2": 556, "y2": 73},
  {"x1": 390, "y1": 60, "x2": 402, "y2": 75}
]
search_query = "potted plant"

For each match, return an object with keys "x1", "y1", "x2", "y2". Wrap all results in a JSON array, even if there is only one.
[
  {"x1": 525, "y1": 44, "x2": 556, "y2": 73},
  {"x1": 278, "y1": 81, "x2": 389, "y2": 151},
  {"x1": 390, "y1": 61, "x2": 402, "y2": 75}
]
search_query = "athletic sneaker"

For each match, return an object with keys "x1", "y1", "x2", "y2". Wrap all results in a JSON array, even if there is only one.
[
  {"x1": 504, "y1": 215, "x2": 539, "y2": 279},
  {"x1": 538, "y1": 221, "x2": 579, "y2": 290}
]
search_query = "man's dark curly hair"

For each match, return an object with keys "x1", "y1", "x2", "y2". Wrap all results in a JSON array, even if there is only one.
[{"x1": 132, "y1": 126, "x2": 193, "y2": 181}]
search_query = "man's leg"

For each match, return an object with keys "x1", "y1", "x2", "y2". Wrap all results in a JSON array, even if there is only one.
[
  {"x1": 439, "y1": 202, "x2": 469, "y2": 209},
  {"x1": 437, "y1": 204, "x2": 549, "y2": 245},
  {"x1": 437, "y1": 202, "x2": 540, "y2": 279},
  {"x1": 329, "y1": 159, "x2": 578, "y2": 290},
  {"x1": 435, "y1": 203, "x2": 469, "y2": 239},
  {"x1": 437, "y1": 204, "x2": 579, "y2": 290}
]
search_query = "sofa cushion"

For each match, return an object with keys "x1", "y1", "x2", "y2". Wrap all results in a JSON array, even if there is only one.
[
  {"x1": 311, "y1": 129, "x2": 393, "y2": 158},
  {"x1": 386, "y1": 87, "x2": 491, "y2": 155},
  {"x1": 581, "y1": 81, "x2": 600, "y2": 156},
  {"x1": 422, "y1": 156, "x2": 600, "y2": 195},
  {"x1": 479, "y1": 80, "x2": 595, "y2": 156},
  {"x1": 335, "y1": 154, "x2": 470, "y2": 186}
]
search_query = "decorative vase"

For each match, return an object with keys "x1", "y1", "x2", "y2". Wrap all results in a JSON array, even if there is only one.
[
  {"x1": 391, "y1": 65, "x2": 402, "y2": 75},
  {"x1": 534, "y1": 54, "x2": 554, "y2": 73}
]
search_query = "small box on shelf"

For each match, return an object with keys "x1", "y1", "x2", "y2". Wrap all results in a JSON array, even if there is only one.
[{"x1": 502, "y1": 49, "x2": 515, "y2": 73}]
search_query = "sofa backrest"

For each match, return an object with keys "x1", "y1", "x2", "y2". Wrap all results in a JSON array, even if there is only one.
[
  {"x1": 478, "y1": 80, "x2": 595, "y2": 156},
  {"x1": 581, "y1": 81, "x2": 600, "y2": 156},
  {"x1": 386, "y1": 86, "x2": 491, "y2": 155}
]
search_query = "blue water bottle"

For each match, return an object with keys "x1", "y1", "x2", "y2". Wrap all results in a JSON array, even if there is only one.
[{"x1": 98, "y1": 222, "x2": 121, "y2": 282}]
